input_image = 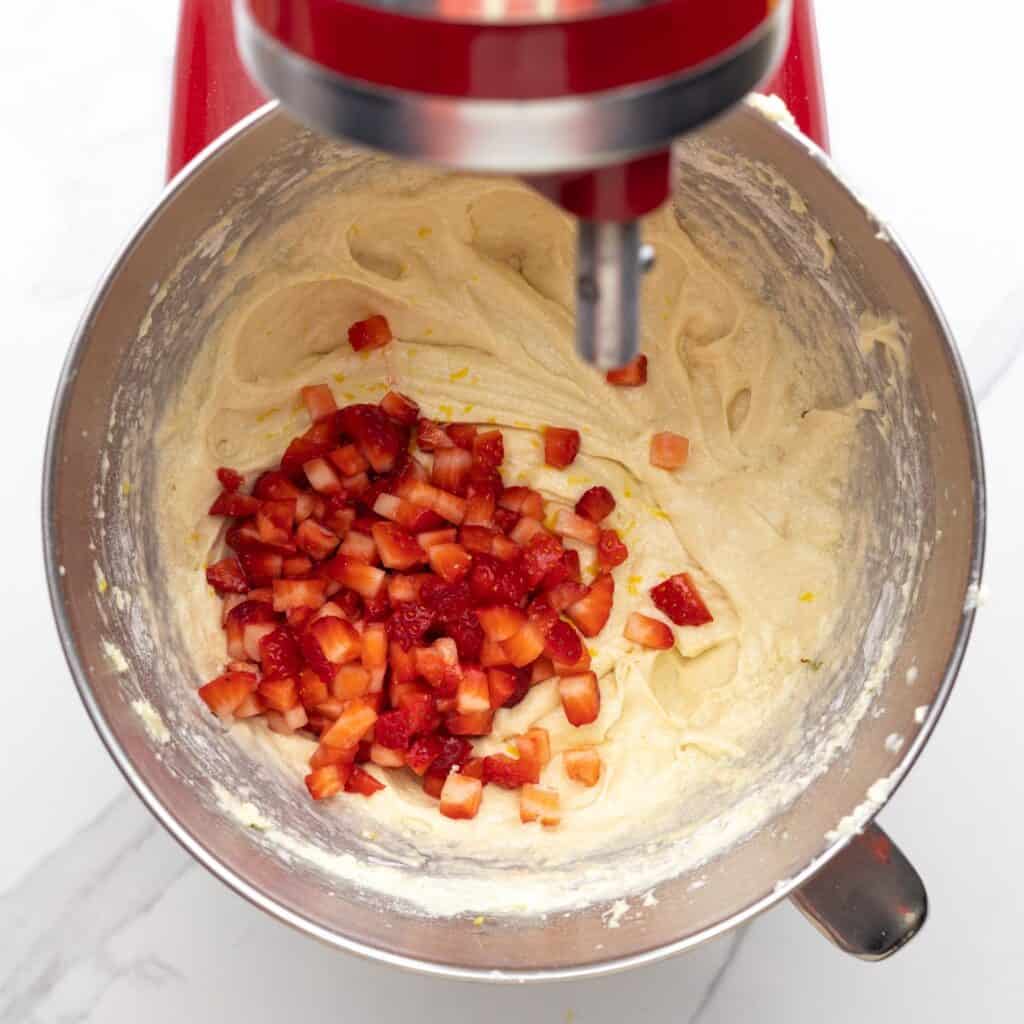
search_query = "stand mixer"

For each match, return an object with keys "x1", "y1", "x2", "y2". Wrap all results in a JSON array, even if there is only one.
[{"x1": 225, "y1": 0, "x2": 803, "y2": 368}]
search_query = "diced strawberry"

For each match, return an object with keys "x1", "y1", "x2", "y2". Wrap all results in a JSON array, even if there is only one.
[
  {"x1": 559, "y1": 671, "x2": 600, "y2": 726},
  {"x1": 597, "y1": 529, "x2": 629, "y2": 569},
  {"x1": 387, "y1": 573, "x2": 424, "y2": 604},
  {"x1": 305, "y1": 763, "x2": 350, "y2": 800},
  {"x1": 428, "y1": 543, "x2": 472, "y2": 583},
  {"x1": 520, "y1": 785, "x2": 560, "y2": 826},
  {"x1": 483, "y1": 752, "x2": 538, "y2": 789},
  {"x1": 542, "y1": 549, "x2": 581, "y2": 591},
  {"x1": 650, "y1": 572, "x2": 713, "y2": 626},
  {"x1": 346, "y1": 765, "x2": 385, "y2": 797},
  {"x1": 544, "y1": 620, "x2": 584, "y2": 664},
  {"x1": 371, "y1": 522, "x2": 426, "y2": 570},
  {"x1": 272, "y1": 578, "x2": 327, "y2": 613},
  {"x1": 303, "y1": 457, "x2": 343, "y2": 495},
  {"x1": 321, "y1": 697, "x2": 378, "y2": 748},
  {"x1": 491, "y1": 535, "x2": 519, "y2": 561},
  {"x1": 310, "y1": 741, "x2": 355, "y2": 769},
  {"x1": 520, "y1": 533, "x2": 564, "y2": 586},
  {"x1": 303, "y1": 415, "x2": 339, "y2": 448},
  {"x1": 294, "y1": 519, "x2": 339, "y2": 560},
  {"x1": 251, "y1": 472, "x2": 303, "y2": 499},
  {"x1": 299, "y1": 670, "x2": 330, "y2": 709},
  {"x1": 421, "y1": 773, "x2": 444, "y2": 798},
  {"x1": 267, "y1": 703, "x2": 308, "y2": 734},
  {"x1": 509, "y1": 516, "x2": 546, "y2": 546},
  {"x1": 439, "y1": 773, "x2": 483, "y2": 820},
  {"x1": 399, "y1": 479, "x2": 468, "y2": 525},
  {"x1": 400, "y1": 690, "x2": 441, "y2": 736},
  {"x1": 374, "y1": 708, "x2": 413, "y2": 750},
  {"x1": 605, "y1": 353, "x2": 647, "y2": 386},
  {"x1": 281, "y1": 435, "x2": 334, "y2": 482},
  {"x1": 333, "y1": 664, "x2": 371, "y2": 699},
  {"x1": 206, "y1": 557, "x2": 248, "y2": 595},
  {"x1": 649, "y1": 431, "x2": 689, "y2": 470},
  {"x1": 295, "y1": 492, "x2": 319, "y2": 522},
  {"x1": 567, "y1": 573, "x2": 614, "y2": 637},
  {"x1": 361, "y1": 621, "x2": 388, "y2": 670},
  {"x1": 259, "y1": 625, "x2": 304, "y2": 678},
  {"x1": 472, "y1": 429, "x2": 504, "y2": 470},
  {"x1": 431, "y1": 447, "x2": 473, "y2": 495},
  {"x1": 503, "y1": 620, "x2": 546, "y2": 668},
  {"x1": 547, "y1": 580, "x2": 588, "y2": 612},
  {"x1": 518, "y1": 727, "x2": 551, "y2": 768},
  {"x1": 563, "y1": 748, "x2": 602, "y2": 787},
  {"x1": 531, "y1": 657, "x2": 555, "y2": 684},
  {"x1": 486, "y1": 667, "x2": 516, "y2": 708},
  {"x1": 307, "y1": 615, "x2": 361, "y2": 665},
  {"x1": 446, "y1": 423, "x2": 477, "y2": 450},
  {"x1": 233, "y1": 691, "x2": 265, "y2": 718},
  {"x1": 338, "y1": 404, "x2": 407, "y2": 474},
  {"x1": 481, "y1": 638, "x2": 509, "y2": 668},
  {"x1": 469, "y1": 554, "x2": 530, "y2": 607},
  {"x1": 370, "y1": 742, "x2": 405, "y2": 767},
  {"x1": 328, "y1": 443, "x2": 369, "y2": 477},
  {"x1": 553, "y1": 508, "x2": 601, "y2": 546},
  {"x1": 198, "y1": 672, "x2": 257, "y2": 720},
  {"x1": 347, "y1": 314, "x2": 392, "y2": 352},
  {"x1": 624, "y1": 611, "x2": 674, "y2": 649},
  {"x1": 406, "y1": 734, "x2": 444, "y2": 776},
  {"x1": 499, "y1": 486, "x2": 543, "y2": 520},
  {"x1": 256, "y1": 499, "x2": 296, "y2": 547},
  {"x1": 459, "y1": 525, "x2": 496, "y2": 555},
  {"x1": 429, "y1": 736, "x2": 473, "y2": 777},
  {"x1": 322, "y1": 555, "x2": 386, "y2": 599},
  {"x1": 282, "y1": 555, "x2": 313, "y2": 577},
  {"x1": 380, "y1": 389, "x2": 420, "y2": 426},
  {"x1": 415, "y1": 530, "x2": 455, "y2": 554},
  {"x1": 414, "y1": 645, "x2": 447, "y2": 688},
  {"x1": 387, "y1": 602, "x2": 435, "y2": 650},
  {"x1": 321, "y1": 499, "x2": 355, "y2": 538},
  {"x1": 258, "y1": 676, "x2": 299, "y2": 711},
  {"x1": 209, "y1": 491, "x2": 260, "y2": 517},
  {"x1": 287, "y1": 604, "x2": 316, "y2": 632},
  {"x1": 526, "y1": 596, "x2": 559, "y2": 636},
  {"x1": 445, "y1": 710, "x2": 495, "y2": 736},
  {"x1": 544, "y1": 426, "x2": 580, "y2": 469},
  {"x1": 216, "y1": 466, "x2": 245, "y2": 492},
  {"x1": 575, "y1": 485, "x2": 615, "y2": 523},
  {"x1": 301, "y1": 384, "x2": 338, "y2": 423},
  {"x1": 416, "y1": 418, "x2": 454, "y2": 451},
  {"x1": 460, "y1": 757, "x2": 485, "y2": 780},
  {"x1": 553, "y1": 645, "x2": 591, "y2": 677},
  {"x1": 243, "y1": 622, "x2": 278, "y2": 661},
  {"x1": 463, "y1": 491, "x2": 496, "y2": 527},
  {"x1": 456, "y1": 667, "x2": 491, "y2": 713},
  {"x1": 476, "y1": 604, "x2": 527, "y2": 642},
  {"x1": 337, "y1": 530, "x2": 377, "y2": 563}
]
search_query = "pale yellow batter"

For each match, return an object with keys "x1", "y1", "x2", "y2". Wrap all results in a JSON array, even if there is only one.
[{"x1": 157, "y1": 161, "x2": 860, "y2": 861}]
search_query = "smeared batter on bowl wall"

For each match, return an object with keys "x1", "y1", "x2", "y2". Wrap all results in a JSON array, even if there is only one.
[{"x1": 157, "y1": 159, "x2": 868, "y2": 867}]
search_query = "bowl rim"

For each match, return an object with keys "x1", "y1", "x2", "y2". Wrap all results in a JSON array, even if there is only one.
[{"x1": 41, "y1": 100, "x2": 986, "y2": 982}]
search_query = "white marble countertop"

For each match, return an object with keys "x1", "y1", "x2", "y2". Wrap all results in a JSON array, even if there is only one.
[{"x1": 3, "y1": 2, "x2": 1024, "y2": 1020}]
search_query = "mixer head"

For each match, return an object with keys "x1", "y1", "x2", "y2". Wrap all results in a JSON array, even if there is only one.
[{"x1": 236, "y1": 0, "x2": 792, "y2": 368}]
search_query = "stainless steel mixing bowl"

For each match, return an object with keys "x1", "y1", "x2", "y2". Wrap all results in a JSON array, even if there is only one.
[{"x1": 43, "y1": 102, "x2": 984, "y2": 979}]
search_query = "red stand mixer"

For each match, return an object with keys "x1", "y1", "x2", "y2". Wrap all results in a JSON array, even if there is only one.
[{"x1": 169, "y1": 0, "x2": 828, "y2": 367}]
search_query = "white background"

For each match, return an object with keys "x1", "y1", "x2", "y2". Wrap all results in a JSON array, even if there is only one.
[{"x1": 2, "y1": 2, "x2": 1023, "y2": 1020}]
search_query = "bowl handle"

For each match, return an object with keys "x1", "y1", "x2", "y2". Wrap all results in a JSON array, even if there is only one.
[{"x1": 790, "y1": 823, "x2": 927, "y2": 959}]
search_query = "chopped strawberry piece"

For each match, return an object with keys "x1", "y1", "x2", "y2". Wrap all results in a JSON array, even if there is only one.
[
  {"x1": 198, "y1": 672, "x2": 257, "y2": 720},
  {"x1": 597, "y1": 528, "x2": 629, "y2": 569},
  {"x1": 567, "y1": 573, "x2": 614, "y2": 637},
  {"x1": 253, "y1": 471, "x2": 304, "y2": 501},
  {"x1": 256, "y1": 499, "x2": 296, "y2": 547},
  {"x1": 518, "y1": 727, "x2": 551, "y2": 768},
  {"x1": 282, "y1": 555, "x2": 313, "y2": 577},
  {"x1": 428, "y1": 542, "x2": 472, "y2": 583},
  {"x1": 559, "y1": 671, "x2": 601, "y2": 726},
  {"x1": 429, "y1": 736, "x2": 473, "y2": 777},
  {"x1": 306, "y1": 615, "x2": 361, "y2": 668},
  {"x1": 374, "y1": 708, "x2": 413, "y2": 750},
  {"x1": 216, "y1": 466, "x2": 245, "y2": 492},
  {"x1": 650, "y1": 572, "x2": 713, "y2": 626},
  {"x1": 387, "y1": 601, "x2": 435, "y2": 650},
  {"x1": 209, "y1": 491, "x2": 260, "y2": 517},
  {"x1": 322, "y1": 555, "x2": 386, "y2": 599},
  {"x1": 446, "y1": 423, "x2": 478, "y2": 450},
  {"x1": 206, "y1": 557, "x2": 248, "y2": 595},
  {"x1": 605, "y1": 353, "x2": 647, "y2": 386},
  {"x1": 281, "y1": 435, "x2": 334, "y2": 482},
  {"x1": 460, "y1": 525, "x2": 497, "y2": 555},
  {"x1": 544, "y1": 620, "x2": 584, "y2": 664},
  {"x1": 575, "y1": 485, "x2": 615, "y2": 523},
  {"x1": 464, "y1": 491, "x2": 496, "y2": 527},
  {"x1": 542, "y1": 549, "x2": 581, "y2": 591},
  {"x1": 406, "y1": 734, "x2": 444, "y2": 776},
  {"x1": 338, "y1": 403, "x2": 407, "y2": 474},
  {"x1": 525, "y1": 596, "x2": 559, "y2": 636},
  {"x1": 431, "y1": 447, "x2": 473, "y2": 495},
  {"x1": 439, "y1": 773, "x2": 483, "y2": 820},
  {"x1": 361, "y1": 621, "x2": 388, "y2": 670},
  {"x1": 481, "y1": 638, "x2": 509, "y2": 668},
  {"x1": 258, "y1": 676, "x2": 299, "y2": 712},
  {"x1": 302, "y1": 457, "x2": 342, "y2": 495},
  {"x1": 346, "y1": 765, "x2": 385, "y2": 797},
  {"x1": 563, "y1": 748, "x2": 602, "y2": 787},
  {"x1": 321, "y1": 498, "x2": 355, "y2": 538},
  {"x1": 469, "y1": 554, "x2": 530, "y2": 607},
  {"x1": 321, "y1": 697, "x2": 378, "y2": 748},
  {"x1": 520, "y1": 533, "x2": 564, "y2": 586},
  {"x1": 414, "y1": 645, "x2": 447, "y2": 688},
  {"x1": 370, "y1": 742, "x2": 405, "y2": 767},
  {"x1": 473, "y1": 429, "x2": 504, "y2": 470},
  {"x1": 649, "y1": 431, "x2": 689, "y2": 470},
  {"x1": 624, "y1": 611, "x2": 674, "y2": 649},
  {"x1": 503, "y1": 620, "x2": 546, "y2": 668},
  {"x1": 531, "y1": 657, "x2": 555, "y2": 684},
  {"x1": 509, "y1": 516, "x2": 546, "y2": 546},
  {"x1": 371, "y1": 522, "x2": 426, "y2": 570},
  {"x1": 387, "y1": 573, "x2": 425, "y2": 604},
  {"x1": 520, "y1": 784, "x2": 560, "y2": 826},
  {"x1": 483, "y1": 752, "x2": 539, "y2": 789},
  {"x1": 456, "y1": 667, "x2": 491, "y2": 714},
  {"x1": 310, "y1": 741, "x2": 355, "y2": 769},
  {"x1": 487, "y1": 667, "x2": 518, "y2": 708},
  {"x1": 272, "y1": 578, "x2": 327, "y2": 613},
  {"x1": 301, "y1": 384, "x2": 338, "y2": 423},
  {"x1": 553, "y1": 508, "x2": 601, "y2": 546},
  {"x1": 347, "y1": 314, "x2": 392, "y2": 352},
  {"x1": 234, "y1": 691, "x2": 265, "y2": 718},
  {"x1": 333, "y1": 664, "x2": 371, "y2": 699},
  {"x1": 337, "y1": 530, "x2": 377, "y2": 563},
  {"x1": 305, "y1": 763, "x2": 350, "y2": 800},
  {"x1": 476, "y1": 604, "x2": 527, "y2": 642},
  {"x1": 553, "y1": 645, "x2": 592, "y2": 677},
  {"x1": 259, "y1": 625, "x2": 304, "y2": 678},
  {"x1": 398, "y1": 479, "x2": 468, "y2": 524},
  {"x1": 243, "y1": 621, "x2": 278, "y2": 661},
  {"x1": 328, "y1": 443, "x2": 369, "y2": 477},
  {"x1": 380, "y1": 389, "x2": 420, "y2": 426},
  {"x1": 415, "y1": 418, "x2": 454, "y2": 451},
  {"x1": 266, "y1": 702, "x2": 308, "y2": 734},
  {"x1": 544, "y1": 426, "x2": 580, "y2": 469},
  {"x1": 445, "y1": 710, "x2": 495, "y2": 735},
  {"x1": 294, "y1": 519, "x2": 340, "y2": 560},
  {"x1": 546, "y1": 580, "x2": 588, "y2": 612},
  {"x1": 499, "y1": 486, "x2": 543, "y2": 520},
  {"x1": 295, "y1": 492, "x2": 318, "y2": 522},
  {"x1": 299, "y1": 670, "x2": 330, "y2": 709}
]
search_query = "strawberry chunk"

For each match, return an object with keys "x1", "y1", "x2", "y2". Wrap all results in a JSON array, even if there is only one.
[
  {"x1": 566, "y1": 573, "x2": 614, "y2": 637},
  {"x1": 520, "y1": 785, "x2": 561, "y2": 826},
  {"x1": 509, "y1": 516, "x2": 546, "y2": 546},
  {"x1": 605, "y1": 353, "x2": 647, "y2": 386},
  {"x1": 258, "y1": 676, "x2": 299, "y2": 712},
  {"x1": 456, "y1": 667, "x2": 491, "y2": 714},
  {"x1": 361, "y1": 621, "x2": 388, "y2": 670},
  {"x1": 321, "y1": 697, "x2": 378, "y2": 748},
  {"x1": 307, "y1": 616, "x2": 361, "y2": 665},
  {"x1": 295, "y1": 519, "x2": 340, "y2": 560},
  {"x1": 416, "y1": 418, "x2": 454, "y2": 452},
  {"x1": 624, "y1": 611, "x2": 674, "y2": 649},
  {"x1": 206, "y1": 557, "x2": 248, "y2": 595},
  {"x1": 303, "y1": 457, "x2": 343, "y2": 495},
  {"x1": 521, "y1": 533, "x2": 564, "y2": 587},
  {"x1": 499, "y1": 487, "x2": 543, "y2": 520},
  {"x1": 476, "y1": 604, "x2": 527, "y2": 642},
  {"x1": 472, "y1": 429, "x2": 504, "y2": 470},
  {"x1": 398, "y1": 480, "x2": 468, "y2": 525},
  {"x1": 209, "y1": 491, "x2": 260, "y2": 517},
  {"x1": 305, "y1": 763, "x2": 350, "y2": 800},
  {"x1": 543, "y1": 427, "x2": 580, "y2": 469},
  {"x1": 431, "y1": 447, "x2": 473, "y2": 495},
  {"x1": 563, "y1": 748, "x2": 602, "y2": 787},
  {"x1": 322, "y1": 555, "x2": 386, "y2": 599},
  {"x1": 337, "y1": 530, "x2": 377, "y2": 563},
  {"x1": 256, "y1": 499, "x2": 296, "y2": 547},
  {"x1": 446, "y1": 423, "x2": 478, "y2": 450},
  {"x1": 487, "y1": 667, "x2": 523, "y2": 708},
  {"x1": 337, "y1": 404, "x2": 407, "y2": 474},
  {"x1": 282, "y1": 555, "x2": 313, "y2": 578},
  {"x1": 519, "y1": 727, "x2": 551, "y2": 768},
  {"x1": 328, "y1": 443, "x2": 369, "y2": 477},
  {"x1": 544, "y1": 620, "x2": 584, "y2": 664},
  {"x1": 333, "y1": 664, "x2": 371, "y2": 699},
  {"x1": 597, "y1": 529, "x2": 629, "y2": 569},
  {"x1": 531, "y1": 657, "x2": 555, "y2": 684},
  {"x1": 481, "y1": 638, "x2": 509, "y2": 668},
  {"x1": 198, "y1": 671, "x2": 257, "y2": 720},
  {"x1": 346, "y1": 765, "x2": 385, "y2": 796},
  {"x1": 649, "y1": 431, "x2": 689, "y2": 470},
  {"x1": 259, "y1": 625, "x2": 304, "y2": 678},
  {"x1": 503, "y1": 620, "x2": 546, "y2": 668},
  {"x1": 439, "y1": 773, "x2": 483, "y2": 820},
  {"x1": 546, "y1": 580, "x2": 588, "y2": 612},
  {"x1": 406, "y1": 734, "x2": 444, "y2": 776},
  {"x1": 216, "y1": 467, "x2": 245, "y2": 492},
  {"x1": 272, "y1": 578, "x2": 327, "y2": 612},
  {"x1": 483, "y1": 752, "x2": 538, "y2": 788},
  {"x1": 553, "y1": 508, "x2": 601, "y2": 546},
  {"x1": 370, "y1": 742, "x2": 405, "y2": 767},
  {"x1": 559, "y1": 671, "x2": 601, "y2": 726},
  {"x1": 575, "y1": 485, "x2": 615, "y2": 523},
  {"x1": 280, "y1": 436, "x2": 334, "y2": 482},
  {"x1": 650, "y1": 572, "x2": 713, "y2": 626},
  {"x1": 299, "y1": 670, "x2": 330, "y2": 709},
  {"x1": 445, "y1": 710, "x2": 495, "y2": 735},
  {"x1": 427, "y1": 543, "x2": 472, "y2": 583},
  {"x1": 387, "y1": 601, "x2": 435, "y2": 649},
  {"x1": 375, "y1": 708, "x2": 413, "y2": 750},
  {"x1": 380, "y1": 389, "x2": 420, "y2": 426},
  {"x1": 371, "y1": 522, "x2": 427, "y2": 570},
  {"x1": 301, "y1": 384, "x2": 338, "y2": 423},
  {"x1": 347, "y1": 314, "x2": 392, "y2": 352}
]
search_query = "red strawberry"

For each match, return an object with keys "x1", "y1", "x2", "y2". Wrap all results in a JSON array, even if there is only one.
[
  {"x1": 371, "y1": 522, "x2": 426, "y2": 570},
  {"x1": 321, "y1": 697, "x2": 378, "y2": 748},
  {"x1": 518, "y1": 727, "x2": 551, "y2": 769},
  {"x1": 416, "y1": 418, "x2": 453, "y2": 451},
  {"x1": 547, "y1": 580, "x2": 588, "y2": 612},
  {"x1": 216, "y1": 467, "x2": 245, "y2": 492},
  {"x1": 258, "y1": 676, "x2": 299, "y2": 712},
  {"x1": 460, "y1": 525, "x2": 496, "y2": 555},
  {"x1": 307, "y1": 615, "x2": 361, "y2": 665},
  {"x1": 387, "y1": 573, "x2": 425, "y2": 604},
  {"x1": 328, "y1": 444, "x2": 369, "y2": 477},
  {"x1": 542, "y1": 550, "x2": 581, "y2": 591},
  {"x1": 406, "y1": 734, "x2": 444, "y2": 776},
  {"x1": 370, "y1": 742, "x2": 405, "y2": 768},
  {"x1": 254, "y1": 472, "x2": 304, "y2": 501},
  {"x1": 243, "y1": 622, "x2": 278, "y2": 662},
  {"x1": 418, "y1": 528, "x2": 457, "y2": 550},
  {"x1": 347, "y1": 314, "x2": 392, "y2": 352},
  {"x1": 521, "y1": 533, "x2": 564, "y2": 587},
  {"x1": 333, "y1": 664, "x2": 371, "y2": 699},
  {"x1": 346, "y1": 765, "x2": 385, "y2": 796},
  {"x1": 256, "y1": 499, "x2": 296, "y2": 547},
  {"x1": 337, "y1": 404, "x2": 407, "y2": 474},
  {"x1": 566, "y1": 573, "x2": 614, "y2": 637},
  {"x1": 649, "y1": 431, "x2": 689, "y2": 470},
  {"x1": 575, "y1": 485, "x2": 615, "y2": 523},
  {"x1": 446, "y1": 423, "x2": 477, "y2": 450},
  {"x1": 272, "y1": 578, "x2": 327, "y2": 612},
  {"x1": 481, "y1": 638, "x2": 509, "y2": 668},
  {"x1": 380, "y1": 389, "x2": 420, "y2": 425},
  {"x1": 526, "y1": 596, "x2": 559, "y2": 637},
  {"x1": 361, "y1": 621, "x2": 388, "y2": 670},
  {"x1": 198, "y1": 672, "x2": 257, "y2": 720},
  {"x1": 463, "y1": 491, "x2": 496, "y2": 527},
  {"x1": 563, "y1": 748, "x2": 602, "y2": 787},
  {"x1": 544, "y1": 426, "x2": 580, "y2": 469},
  {"x1": 597, "y1": 529, "x2": 629, "y2": 569},
  {"x1": 259, "y1": 625, "x2": 304, "y2": 678},
  {"x1": 298, "y1": 670, "x2": 330, "y2": 709},
  {"x1": 531, "y1": 657, "x2": 555, "y2": 684},
  {"x1": 544, "y1": 620, "x2": 584, "y2": 664},
  {"x1": 431, "y1": 447, "x2": 473, "y2": 495},
  {"x1": 374, "y1": 708, "x2": 413, "y2": 750},
  {"x1": 605, "y1": 353, "x2": 647, "y2": 386},
  {"x1": 476, "y1": 604, "x2": 527, "y2": 642},
  {"x1": 387, "y1": 602, "x2": 435, "y2": 650},
  {"x1": 483, "y1": 752, "x2": 539, "y2": 789},
  {"x1": 301, "y1": 384, "x2": 338, "y2": 422},
  {"x1": 322, "y1": 555, "x2": 386, "y2": 599},
  {"x1": 445, "y1": 710, "x2": 495, "y2": 736},
  {"x1": 428, "y1": 736, "x2": 473, "y2": 777},
  {"x1": 623, "y1": 611, "x2": 674, "y2": 649},
  {"x1": 337, "y1": 530, "x2": 377, "y2": 563},
  {"x1": 281, "y1": 435, "x2": 334, "y2": 482},
  {"x1": 487, "y1": 667, "x2": 530, "y2": 708},
  {"x1": 520, "y1": 785, "x2": 560, "y2": 826},
  {"x1": 456, "y1": 667, "x2": 491, "y2": 713},
  {"x1": 499, "y1": 487, "x2": 543, "y2": 520},
  {"x1": 509, "y1": 516, "x2": 546, "y2": 546},
  {"x1": 553, "y1": 508, "x2": 601, "y2": 546},
  {"x1": 650, "y1": 572, "x2": 713, "y2": 626},
  {"x1": 209, "y1": 491, "x2": 260, "y2": 517},
  {"x1": 206, "y1": 557, "x2": 248, "y2": 595},
  {"x1": 303, "y1": 457, "x2": 343, "y2": 495},
  {"x1": 428, "y1": 543, "x2": 472, "y2": 583},
  {"x1": 559, "y1": 671, "x2": 600, "y2": 726},
  {"x1": 295, "y1": 519, "x2": 340, "y2": 560},
  {"x1": 503, "y1": 621, "x2": 546, "y2": 668},
  {"x1": 472, "y1": 429, "x2": 504, "y2": 470},
  {"x1": 282, "y1": 555, "x2": 313, "y2": 577},
  {"x1": 305, "y1": 764, "x2": 351, "y2": 800},
  {"x1": 439, "y1": 774, "x2": 482, "y2": 820}
]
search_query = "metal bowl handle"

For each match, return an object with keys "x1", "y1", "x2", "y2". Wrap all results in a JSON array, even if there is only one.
[{"x1": 790, "y1": 823, "x2": 928, "y2": 960}]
